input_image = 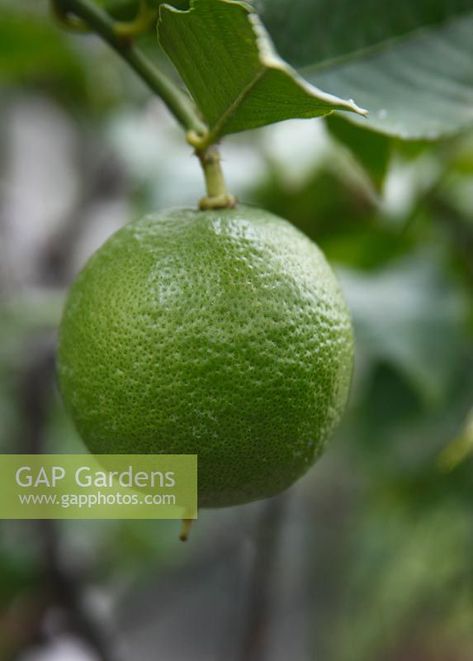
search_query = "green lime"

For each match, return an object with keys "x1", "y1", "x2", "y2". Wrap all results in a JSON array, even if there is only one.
[{"x1": 57, "y1": 206, "x2": 353, "y2": 507}]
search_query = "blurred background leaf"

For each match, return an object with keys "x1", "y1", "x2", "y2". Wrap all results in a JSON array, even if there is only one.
[
  {"x1": 0, "y1": 7, "x2": 88, "y2": 102},
  {"x1": 254, "y1": 0, "x2": 473, "y2": 138}
]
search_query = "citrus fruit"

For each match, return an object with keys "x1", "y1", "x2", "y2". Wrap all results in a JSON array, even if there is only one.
[{"x1": 57, "y1": 206, "x2": 353, "y2": 507}]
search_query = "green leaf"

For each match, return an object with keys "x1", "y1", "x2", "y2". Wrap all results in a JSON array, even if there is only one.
[
  {"x1": 339, "y1": 252, "x2": 470, "y2": 404},
  {"x1": 255, "y1": 0, "x2": 473, "y2": 139},
  {"x1": 325, "y1": 115, "x2": 392, "y2": 190},
  {"x1": 254, "y1": 0, "x2": 473, "y2": 67},
  {"x1": 157, "y1": 0, "x2": 366, "y2": 141},
  {"x1": 0, "y1": 10, "x2": 85, "y2": 88}
]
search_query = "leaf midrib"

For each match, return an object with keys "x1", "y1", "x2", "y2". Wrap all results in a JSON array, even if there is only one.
[{"x1": 207, "y1": 65, "x2": 266, "y2": 141}]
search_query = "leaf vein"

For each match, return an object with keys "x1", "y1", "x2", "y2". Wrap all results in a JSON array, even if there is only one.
[{"x1": 208, "y1": 66, "x2": 267, "y2": 142}]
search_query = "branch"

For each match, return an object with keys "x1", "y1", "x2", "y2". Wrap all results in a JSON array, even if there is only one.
[
  {"x1": 16, "y1": 338, "x2": 118, "y2": 661},
  {"x1": 12, "y1": 155, "x2": 128, "y2": 660},
  {"x1": 238, "y1": 495, "x2": 287, "y2": 661},
  {"x1": 53, "y1": 0, "x2": 238, "y2": 209},
  {"x1": 54, "y1": 0, "x2": 205, "y2": 136}
]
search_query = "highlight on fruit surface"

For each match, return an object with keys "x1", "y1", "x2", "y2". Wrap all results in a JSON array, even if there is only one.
[{"x1": 57, "y1": 205, "x2": 354, "y2": 508}]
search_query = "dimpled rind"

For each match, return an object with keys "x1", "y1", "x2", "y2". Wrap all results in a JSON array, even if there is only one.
[{"x1": 57, "y1": 206, "x2": 353, "y2": 508}]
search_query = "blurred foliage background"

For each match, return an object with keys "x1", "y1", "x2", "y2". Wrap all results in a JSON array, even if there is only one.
[{"x1": 1, "y1": 2, "x2": 473, "y2": 660}]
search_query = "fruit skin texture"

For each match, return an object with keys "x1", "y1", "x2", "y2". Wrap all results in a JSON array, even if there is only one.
[{"x1": 58, "y1": 206, "x2": 353, "y2": 508}]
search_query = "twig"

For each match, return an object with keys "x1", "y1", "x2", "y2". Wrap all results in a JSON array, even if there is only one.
[
  {"x1": 238, "y1": 495, "x2": 287, "y2": 661},
  {"x1": 53, "y1": 0, "x2": 205, "y2": 136},
  {"x1": 52, "y1": 0, "x2": 239, "y2": 209},
  {"x1": 16, "y1": 338, "x2": 118, "y2": 661},
  {"x1": 41, "y1": 519, "x2": 117, "y2": 661},
  {"x1": 12, "y1": 151, "x2": 128, "y2": 659}
]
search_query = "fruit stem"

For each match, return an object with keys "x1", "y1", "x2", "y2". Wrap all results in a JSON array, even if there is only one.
[
  {"x1": 194, "y1": 145, "x2": 236, "y2": 210},
  {"x1": 179, "y1": 518, "x2": 193, "y2": 542},
  {"x1": 51, "y1": 0, "x2": 206, "y2": 137}
]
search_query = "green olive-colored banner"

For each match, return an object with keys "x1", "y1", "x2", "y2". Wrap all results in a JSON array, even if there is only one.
[{"x1": 0, "y1": 455, "x2": 197, "y2": 519}]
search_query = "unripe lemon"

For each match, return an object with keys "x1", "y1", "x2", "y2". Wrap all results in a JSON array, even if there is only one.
[{"x1": 58, "y1": 206, "x2": 353, "y2": 507}]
